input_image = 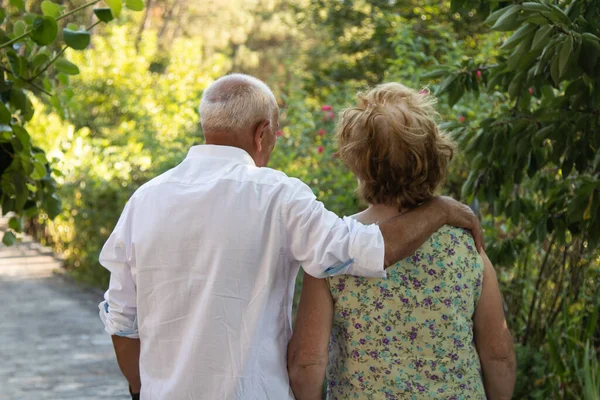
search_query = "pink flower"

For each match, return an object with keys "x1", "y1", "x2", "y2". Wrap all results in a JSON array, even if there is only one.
[
  {"x1": 275, "y1": 130, "x2": 283, "y2": 137},
  {"x1": 317, "y1": 146, "x2": 324, "y2": 154},
  {"x1": 327, "y1": 111, "x2": 335, "y2": 120},
  {"x1": 458, "y1": 116, "x2": 465, "y2": 123},
  {"x1": 419, "y1": 89, "x2": 429, "y2": 95},
  {"x1": 476, "y1": 70, "x2": 482, "y2": 78},
  {"x1": 318, "y1": 129, "x2": 326, "y2": 137},
  {"x1": 321, "y1": 105, "x2": 333, "y2": 111},
  {"x1": 528, "y1": 87, "x2": 534, "y2": 94}
]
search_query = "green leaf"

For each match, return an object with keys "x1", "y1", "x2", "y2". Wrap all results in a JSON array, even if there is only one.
[
  {"x1": 510, "y1": 200, "x2": 520, "y2": 223},
  {"x1": 421, "y1": 69, "x2": 447, "y2": 79},
  {"x1": 582, "y1": 32, "x2": 600, "y2": 52},
  {"x1": 559, "y1": 35, "x2": 573, "y2": 78},
  {"x1": 10, "y1": 89, "x2": 34, "y2": 121},
  {"x1": 2, "y1": 230, "x2": 17, "y2": 246},
  {"x1": 57, "y1": 72, "x2": 69, "y2": 85},
  {"x1": 0, "y1": 102, "x2": 11, "y2": 124},
  {"x1": 12, "y1": 125, "x2": 30, "y2": 149},
  {"x1": 492, "y1": 6, "x2": 522, "y2": 31},
  {"x1": 549, "y1": 4, "x2": 570, "y2": 26},
  {"x1": 32, "y1": 53, "x2": 50, "y2": 70},
  {"x1": 522, "y1": 2, "x2": 550, "y2": 12},
  {"x1": 435, "y1": 74, "x2": 457, "y2": 95},
  {"x1": 507, "y1": 40, "x2": 530, "y2": 71},
  {"x1": 526, "y1": 14, "x2": 549, "y2": 25},
  {"x1": 105, "y1": 0, "x2": 122, "y2": 18},
  {"x1": 9, "y1": 0, "x2": 25, "y2": 11},
  {"x1": 23, "y1": 13, "x2": 37, "y2": 25},
  {"x1": 534, "y1": 125, "x2": 554, "y2": 141},
  {"x1": 44, "y1": 194, "x2": 62, "y2": 219},
  {"x1": 41, "y1": 1, "x2": 61, "y2": 18},
  {"x1": 31, "y1": 160, "x2": 46, "y2": 180},
  {"x1": 0, "y1": 8, "x2": 5, "y2": 24},
  {"x1": 93, "y1": 8, "x2": 114, "y2": 22},
  {"x1": 31, "y1": 16, "x2": 58, "y2": 46},
  {"x1": 63, "y1": 28, "x2": 90, "y2": 50},
  {"x1": 55, "y1": 58, "x2": 80, "y2": 75},
  {"x1": 13, "y1": 20, "x2": 27, "y2": 37},
  {"x1": 500, "y1": 23, "x2": 537, "y2": 50},
  {"x1": 8, "y1": 216, "x2": 23, "y2": 233},
  {"x1": 532, "y1": 25, "x2": 553, "y2": 51},
  {"x1": 484, "y1": 5, "x2": 515, "y2": 25},
  {"x1": 551, "y1": 47, "x2": 561, "y2": 86},
  {"x1": 125, "y1": 0, "x2": 144, "y2": 11}
]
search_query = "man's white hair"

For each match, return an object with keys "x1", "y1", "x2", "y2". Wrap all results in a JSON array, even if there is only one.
[{"x1": 200, "y1": 73, "x2": 278, "y2": 132}]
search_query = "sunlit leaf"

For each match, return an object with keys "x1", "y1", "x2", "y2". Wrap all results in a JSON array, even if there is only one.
[
  {"x1": 105, "y1": 0, "x2": 122, "y2": 18},
  {"x1": 41, "y1": 1, "x2": 61, "y2": 18},
  {"x1": 125, "y1": 0, "x2": 144, "y2": 12}
]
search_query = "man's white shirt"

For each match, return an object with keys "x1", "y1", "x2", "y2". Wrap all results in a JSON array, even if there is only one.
[{"x1": 99, "y1": 145, "x2": 385, "y2": 399}]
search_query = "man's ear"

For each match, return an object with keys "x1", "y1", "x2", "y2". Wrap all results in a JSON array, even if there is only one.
[{"x1": 254, "y1": 119, "x2": 271, "y2": 152}]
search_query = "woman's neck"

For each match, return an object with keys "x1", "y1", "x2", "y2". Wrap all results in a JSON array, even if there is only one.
[{"x1": 353, "y1": 203, "x2": 408, "y2": 225}]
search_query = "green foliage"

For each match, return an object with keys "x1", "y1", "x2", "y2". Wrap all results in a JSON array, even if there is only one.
[{"x1": 0, "y1": 0, "x2": 144, "y2": 245}]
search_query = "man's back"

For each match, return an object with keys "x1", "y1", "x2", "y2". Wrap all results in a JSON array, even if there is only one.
[{"x1": 124, "y1": 146, "x2": 296, "y2": 399}]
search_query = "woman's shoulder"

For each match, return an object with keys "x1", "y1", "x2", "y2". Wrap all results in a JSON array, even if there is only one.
[{"x1": 428, "y1": 225, "x2": 479, "y2": 256}]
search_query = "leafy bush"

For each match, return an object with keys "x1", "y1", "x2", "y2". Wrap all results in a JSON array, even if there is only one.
[{"x1": 0, "y1": 0, "x2": 143, "y2": 246}]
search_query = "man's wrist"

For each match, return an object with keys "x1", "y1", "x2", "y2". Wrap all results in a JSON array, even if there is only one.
[
  {"x1": 428, "y1": 197, "x2": 448, "y2": 226},
  {"x1": 129, "y1": 385, "x2": 140, "y2": 400}
]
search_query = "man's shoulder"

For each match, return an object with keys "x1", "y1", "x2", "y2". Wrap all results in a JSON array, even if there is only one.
[
  {"x1": 244, "y1": 166, "x2": 308, "y2": 192},
  {"x1": 130, "y1": 168, "x2": 176, "y2": 199}
]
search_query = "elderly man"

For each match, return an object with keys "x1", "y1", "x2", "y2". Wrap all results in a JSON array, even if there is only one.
[{"x1": 99, "y1": 74, "x2": 483, "y2": 399}]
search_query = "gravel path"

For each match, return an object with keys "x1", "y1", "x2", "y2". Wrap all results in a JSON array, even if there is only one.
[{"x1": 0, "y1": 224, "x2": 129, "y2": 399}]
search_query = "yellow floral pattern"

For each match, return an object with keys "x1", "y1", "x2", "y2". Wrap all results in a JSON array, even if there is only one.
[{"x1": 326, "y1": 226, "x2": 485, "y2": 399}]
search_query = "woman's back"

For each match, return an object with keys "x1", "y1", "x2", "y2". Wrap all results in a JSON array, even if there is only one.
[{"x1": 326, "y1": 225, "x2": 485, "y2": 399}]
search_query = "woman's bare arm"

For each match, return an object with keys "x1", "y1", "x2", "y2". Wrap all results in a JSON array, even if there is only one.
[
  {"x1": 474, "y1": 251, "x2": 516, "y2": 400},
  {"x1": 288, "y1": 274, "x2": 334, "y2": 400}
]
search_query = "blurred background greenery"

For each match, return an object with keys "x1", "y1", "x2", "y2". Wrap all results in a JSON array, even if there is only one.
[{"x1": 0, "y1": 0, "x2": 599, "y2": 398}]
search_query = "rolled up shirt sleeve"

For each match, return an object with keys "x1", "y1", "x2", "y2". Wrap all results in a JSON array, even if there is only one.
[
  {"x1": 283, "y1": 179, "x2": 385, "y2": 279},
  {"x1": 98, "y1": 201, "x2": 139, "y2": 339}
]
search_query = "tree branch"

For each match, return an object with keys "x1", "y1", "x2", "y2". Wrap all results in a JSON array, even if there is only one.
[
  {"x1": 523, "y1": 234, "x2": 556, "y2": 346},
  {"x1": 56, "y1": 0, "x2": 101, "y2": 22}
]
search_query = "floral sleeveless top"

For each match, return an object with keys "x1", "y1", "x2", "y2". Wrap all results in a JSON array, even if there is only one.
[{"x1": 326, "y1": 226, "x2": 485, "y2": 399}]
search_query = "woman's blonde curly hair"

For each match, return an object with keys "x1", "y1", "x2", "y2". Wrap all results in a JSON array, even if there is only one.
[{"x1": 336, "y1": 82, "x2": 456, "y2": 210}]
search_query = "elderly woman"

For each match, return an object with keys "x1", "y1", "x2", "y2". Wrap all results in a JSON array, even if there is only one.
[{"x1": 288, "y1": 83, "x2": 516, "y2": 400}]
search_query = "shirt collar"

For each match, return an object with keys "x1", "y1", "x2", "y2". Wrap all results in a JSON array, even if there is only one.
[{"x1": 186, "y1": 145, "x2": 256, "y2": 166}]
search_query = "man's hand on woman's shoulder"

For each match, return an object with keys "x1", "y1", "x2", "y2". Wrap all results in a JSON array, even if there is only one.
[{"x1": 431, "y1": 196, "x2": 485, "y2": 252}]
